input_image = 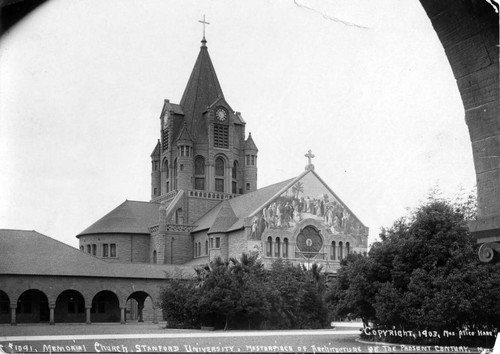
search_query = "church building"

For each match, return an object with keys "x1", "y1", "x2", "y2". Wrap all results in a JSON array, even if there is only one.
[
  {"x1": 0, "y1": 35, "x2": 368, "y2": 326},
  {"x1": 76, "y1": 36, "x2": 369, "y2": 270}
]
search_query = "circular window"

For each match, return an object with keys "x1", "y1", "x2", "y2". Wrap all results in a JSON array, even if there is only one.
[{"x1": 296, "y1": 225, "x2": 323, "y2": 258}]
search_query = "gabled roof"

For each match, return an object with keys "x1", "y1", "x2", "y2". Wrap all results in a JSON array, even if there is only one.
[
  {"x1": 193, "y1": 169, "x2": 368, "y2": 235},
  {"x1": 160, "y1": 99, "x2": 184, "y2": 117},
  {"x1": 151, "y1": 140, "x2": 161, "y2": 157},
  {"x1": 233, "y1": 111, "x2": 245, "y2": 125},
  {"x1": 175, "y1": 122, "x2": 194, "y2": 143},
  {"x1": 78, "y1": 200, "x2": 160, "y2": 236},
  {"x1": 0, "y1": 229, "x2": 195, "y2": 279},
  {"x1": 180, "y1": 38, "x2": 224, "y2": 141},
  {"x1": 193, "y1": 177, "x2": 295, "y2": 233},
  {"x1": 244, "y1": 133, "x2": 258, "y2": 151},
  {"x1": 208, "y1": 200, "x2": 239, "y2": 234}
]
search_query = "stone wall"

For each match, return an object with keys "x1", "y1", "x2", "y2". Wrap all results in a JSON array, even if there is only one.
[{"x1": 78, "y1": 234, "x2": 150, "y2": 263}]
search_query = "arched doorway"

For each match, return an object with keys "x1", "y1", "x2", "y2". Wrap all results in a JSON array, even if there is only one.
[
  {"x1": 126, "y1": 291, "x2": 155, "y2": 323},
  {"x1": 55, "y1": 290, "x2": 85, "y2": 323},
  {"x1": 91, "y1": 291, "x2": 120, "y2": 323},
  {"x1": 16, "y1": 289, "x2": 49, "y2": 323},
  {"x1": 0, "y1": 290, "x2": 10, "y2": 324}
]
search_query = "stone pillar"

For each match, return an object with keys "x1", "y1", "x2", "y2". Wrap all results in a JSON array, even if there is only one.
[
  {"x1": 120, "y1": 307, "x2": 126, "y2": 324},
  {"x1": 10, "y1": 305, "x2": 16, "y2": 325},
  {"x1": 85, "y1": 306, "x2": 91, "y2": 325},
  {"x1": 138, "y1": 304, "x2": 144, "y2": 322},
  {"x1": 49, "y1": 305, "x2": 55, "y2": 325},
  {"x1": 152, "y1": 306, "x2": 158, "y2": 324}
]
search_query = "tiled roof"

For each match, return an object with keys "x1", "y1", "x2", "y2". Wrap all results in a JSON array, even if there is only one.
[
  {"x1": 0, "y1": 229, "x2": 195, "y2": 278},
  {"x1": 151, "y1": 140, "x2": 161, "y2": 157},
  {"x1": 180, "y1": 39, "x2": 224, "y2": 142},
  {"x1": 245, "y1": 133, "x2": 258, "y2": 151},
  {"x1": 193, "y1": 177, "x2": 296, "y2": 233},
  {"x1": 175, "y1": 122, "x2": 194, "y2": 143},
  {"x1": 208, "y1": 200, "x2": 239, "y2": 234},
  {"x1": 77, "y1": 200, "x2": 160, "y2": 236},
  {"x1": 161, "y1": 100, "x2": 184, "y2": 117},
  {"x1": 233, "y1": 112, "x2": 245, "y2": 125}
]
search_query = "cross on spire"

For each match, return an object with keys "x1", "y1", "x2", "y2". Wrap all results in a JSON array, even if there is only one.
[
  {"x1": 198, "y1": 15, "x2": 210, "y2": 40},
  {"x1": 305, "y1": 150, "x2": 315, "y2": 171}
]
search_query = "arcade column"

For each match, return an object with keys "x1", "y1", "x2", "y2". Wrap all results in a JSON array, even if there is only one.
[
  {"x1": 85, "y1": 306, "x2": 91, "y2": 325},
  {"x1": 10, "y1": 304, "x2": 16, "y2": 325},
  {"x1": 49, "y1": 304, "x2": 55, "y2": 325},
  {"x1": 120, "y1": 307, "x2": 126, "y2": 324}
]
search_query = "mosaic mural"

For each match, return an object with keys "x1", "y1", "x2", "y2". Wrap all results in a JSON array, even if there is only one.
[{"x1": 250, "y1": 172, "x2": 366, "y2": 241}]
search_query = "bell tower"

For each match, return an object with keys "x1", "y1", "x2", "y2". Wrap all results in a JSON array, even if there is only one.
[{"x1": 150, "y1": 34, "x2": 258, "y2": 202}]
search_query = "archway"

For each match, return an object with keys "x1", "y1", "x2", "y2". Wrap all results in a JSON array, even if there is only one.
[
  {"x1": 418, "y1": 0, "x2": 499, "y2": 260},
  {"x1": 16, "y1": 289, "x2": 49, "y2": 323},
  {"x1": 0, "y1": 290, "x2": 10, "y2": 324},
  {"x1": 91, "y1": 291, "x2": 120, "y2": 323},
  {"x1": 55, "y1": 290, "x2": 85, "y2": 323},
  {"x1": 126, "y1": 291, "x2": 155, "y2": 323}
]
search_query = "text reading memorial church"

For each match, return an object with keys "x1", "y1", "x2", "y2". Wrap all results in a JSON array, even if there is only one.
[{"x1": 0, "y1": 35, "x2": 368, "y2": 325}]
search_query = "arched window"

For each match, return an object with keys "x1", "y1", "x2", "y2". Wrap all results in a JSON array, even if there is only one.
[
  {"x1": 331, "y1": 241, "x2": 336, "y2": 260},
  {"x1": 195, "y1": 156, "x2": 205, "y2": 190},
  {"x1": 176, "y1": 208, "x2": 184, "y2": 224},
  {"x1": 163, "y1": 160, "x2": 169, "y2": 178},
  {"x1": 275, "y1": 237, "x2": 281, "y2": 257},
  {"x1": 283, "y1": 238, "x2": 289, "y2": 258},
  {"x1": 153, "y1": 250, "x2": 157, "y2": 264},
  {"x1": 338, "y1": 241, "x2": 343, "y2": 260},
  {"x1": 194, "y1": 243, "x2": 197, "y2": 257},
  {"x1": 266, "y1": 236, "x2": 272, "y2": 257},
  {"x1": 232, "y1": 160, "x2": 238, "y2": 194},
  {"x1": 205, "y1": 240, "x2": 208, "y2": 255},
  {"x1": 346, "y1": 242, "x2": 350, "y2": 255},
  {"x1": 197, "y1": 243, "x2": 201, "y2": 257},
  {"x1": 215, "y1": 157, "x2": 225, "y2": 192}
]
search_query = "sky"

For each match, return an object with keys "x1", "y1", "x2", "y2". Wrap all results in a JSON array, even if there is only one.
[{"x1": 0, "y1": 0, "x2": 477, "y2": 248}]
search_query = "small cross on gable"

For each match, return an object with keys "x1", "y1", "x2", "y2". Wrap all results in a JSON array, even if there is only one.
[{"x1": 305, "y1": 149, "x2": 315, "y2": 171}]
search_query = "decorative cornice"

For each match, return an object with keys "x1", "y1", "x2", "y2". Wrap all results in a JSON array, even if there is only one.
[
  {"x1": 148, "y1": 225, "x2": 159, "y2": 233},
  {"x1": 188, "y1": 190, "x2": 236, "y2": 200},
  {"x1": 165, "y1": 224, "x2": 196, "y2": 233}
]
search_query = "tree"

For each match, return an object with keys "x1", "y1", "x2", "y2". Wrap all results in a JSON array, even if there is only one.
[
  {"x1": 266, "y1": 259, "x2": 329, "y2": 329},
  {"x1": 160, "y1": 254, "x2": 331, "y2": 330},
  {"x1": 195, "y1": 257, "x2": 236, "y2": 329},
  {"x1": 159, "y1": 277, "x2": 198, "y2": 328},
  {"x1": 327, "y1": 253, "x2": 378, "y2": 326},
  {"x1": 328, "y1": 198, "x2": 500, "y2": 345}
]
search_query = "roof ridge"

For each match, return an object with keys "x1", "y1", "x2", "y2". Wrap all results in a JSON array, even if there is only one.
[
  {"x1": 0, "y1": 228, "x2": 37, "y2": 232},
  {"x1": 124, "y1": 200, "x2": 160, "y2": 204}
]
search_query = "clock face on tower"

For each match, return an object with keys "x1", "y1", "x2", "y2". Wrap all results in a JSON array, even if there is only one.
[{"x1": 215, "y1": 107, "x2": 228, "y2": 122}]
